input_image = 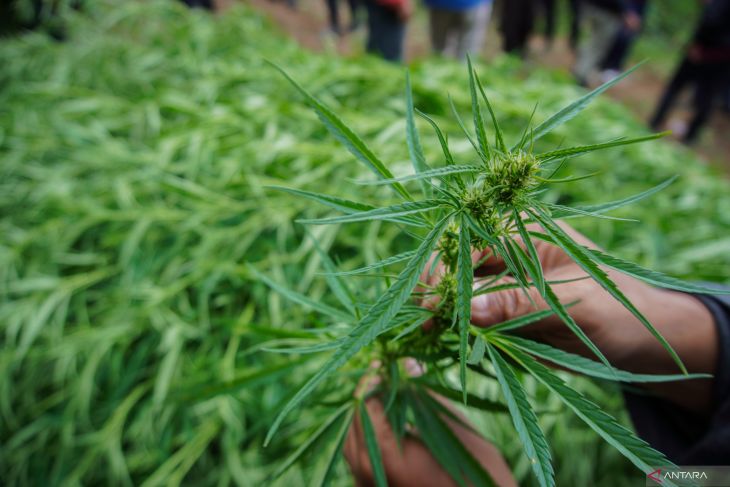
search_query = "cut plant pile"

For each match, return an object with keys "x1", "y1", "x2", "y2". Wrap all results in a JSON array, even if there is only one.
[{"x1": 1, "y1": 2, "x2": 729, "y2": 486}]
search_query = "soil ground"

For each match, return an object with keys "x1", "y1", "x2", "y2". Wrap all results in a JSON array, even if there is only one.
[{"x1": 216, "y1": 0, "x2": 730, "y2": 173}]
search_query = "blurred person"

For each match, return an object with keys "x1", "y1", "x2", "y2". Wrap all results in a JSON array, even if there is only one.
[
  {"x1": 499, "y1": 0, "x2": 535, "y2": 56},
  {"x1": 325, "y1": 0, "x2": 362, "y2": 36},
  {"x1": 649, "y1": 0, "x2": 730, "y2": 144},
  {"x1": 537, "y1": 0, "x2": 556, "y2": 48},
  {"x1": 425, "y1": 0, "x2": 493, "y2": 59},
  {"x1": 567, "y1": 0, "x2": 581, "y2": 51},
  {"x1": 599, "y1": 0, "x2": 648, "y2": 82},
  {"x1": 345, "y1": 221, "x2": 730, "y2": 485},
  {"x1": 181, "y1": 0, "x2": 213, "y2": 9},
  {"x1": 573, "y1": 0, "x2": 642, "y2": 86},
  {"x1": 364, "y1": 0, "x2": 411, "y2": 62}
]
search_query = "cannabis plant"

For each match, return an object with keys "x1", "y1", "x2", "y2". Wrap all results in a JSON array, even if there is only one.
[{"x1": 258, "y1": 60, "x2": 721, "y2": 487}]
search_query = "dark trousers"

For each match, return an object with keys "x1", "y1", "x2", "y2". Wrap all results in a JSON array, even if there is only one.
[
  {"x1": 182, "y1": 0, "x2": 213, "y2": 9},
  {"x1": 500, "y1": 0, "x2": 535, "y2": 55},
  {"x1": 326, "y1": 0, "x2": 361, "y2": 33},
  {"x1": 365, "y1": 1, "x2": 405, "y2": 62},
  {"x1": 600, "y1": 2, "x2": 647, "y2": 71},
  {"x1": 650, "y1": 58, "x2": 730, "y2": 143},
  {"x1": 568, "y1": 0, "x2": 580, "y2": 50}
]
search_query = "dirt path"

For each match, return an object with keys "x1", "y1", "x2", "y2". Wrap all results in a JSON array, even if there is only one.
[{"x1": 217, "y1": 0, "x2": 730, "y2": 173}]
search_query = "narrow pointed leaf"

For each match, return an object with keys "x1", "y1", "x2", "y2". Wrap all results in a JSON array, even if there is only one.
[
  {"x1": 416, "y1": 109, "x2": 456, "y2": 167},
  {"x1": 475, "y1": 71, "x2": 506, "y2": 153},
  {"x1": 529, "y1": 208, "x2": 687, "y2": 374},
  {"x1": 587, "y1": 247, "x2": 730, "y2": 295},
  {"x1": 542, "y1": 281, "x2": 613, "y2": 370},
  {"x1": 354, "y1": 165, "x2": 481, "y2": 186},
  {"x1": 542, "y1": 202, "x2": 638, "y2": 222},
  {"x1": 486, "y1": 343, "x2": 554, "y2": 487},
  {"x1": 409, "y1": 389, "x2": 496, "y2": 487},
  {"x1": 405, "y1": 72, "x2": 431, "y2": 197},
  {"x1": 272, "y1": 63, "x2": 412, "y2": 201},
  {"x1": 307, "y1": 230, "x2": 356, "y2": 313},
  {"x1": 267, "y1": 186, "x2": 424, "y2": 226},
  {"x1": 315, "y1": 407, "x2": 355, "y2": 487},
  {"x1": 414, "y1": 379, "x2": 508, "y2": 413},
  {"x1": 321, "y1": 251, "x2": 416, "y2": 277},
  {"x1": 503, "y1": 335, "x2": 711, "y2": 382},
  {"x1": 297, "y1": 200, "x2": 445, "y2": 225},
  {"x1": 537, "y1": 132, "x2": 668, "y2": 162},
  {"x1": 515, "y1": 212, "x2": 545, "y2": 293},
  {"x1": 468, "y1": 335, "x2": 486, "y2": 365},
  {"x1": 449, "y1": 95, "x2": 482, "y2": 161},
  {"x1": 249, "y1": 267, "x2": 353, "y2": 322},
  {"x1": 457, "y1": 214, "x2": 473, "y2": 404},
  {"x1": 467, "y1": 57, "x2": 490, "y2": 161},
  {"x1": 504, "y1": 345, "x2": 678, "y2": 484},
  {"x1": 270, "y1": 403, "x2": 350, "y2": 480},
  {"x1": 265, "y1": 215, "x2": 452, "y2": 445},
  {"x1": 522, "y1": 63, "x2": 644, "y2": 148},
  {"x1": 570, "y1": 176, "x2": 677, "y2": 215},
  {"x1": 359, "y1": 401, "x2": 389, "y2": 487},
  {"x1": 484, "y1": 308, "x2": 559, "y2": 334}
]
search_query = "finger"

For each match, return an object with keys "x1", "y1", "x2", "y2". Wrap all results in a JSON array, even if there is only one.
[{"x1": 471, "y1": 276, "x2": 546, "y2": 328}]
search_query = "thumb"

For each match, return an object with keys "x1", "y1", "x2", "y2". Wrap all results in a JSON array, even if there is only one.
[{"x1": 470, "y1": 277, "x2": 545, "y2": 328}]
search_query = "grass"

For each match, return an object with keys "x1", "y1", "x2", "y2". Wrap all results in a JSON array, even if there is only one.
[{"x1": 1, "y1": 1, "x2": 729, "y2": 486}]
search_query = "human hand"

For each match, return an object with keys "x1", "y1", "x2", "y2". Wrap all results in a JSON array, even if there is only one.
[
  {"x1": 623, "y1": 11, "x2": 642, "y2": 32},
  {"x1": 421, "y1": 221, "x2": 717, "y2": 412},
  {"x1": 344, "y1": 362, "x2": 517, "y2": 487}
]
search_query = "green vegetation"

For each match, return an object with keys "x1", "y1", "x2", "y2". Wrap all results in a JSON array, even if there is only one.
[{"x1": 1, "y1": 2, "x2": 729, "y2": 486}]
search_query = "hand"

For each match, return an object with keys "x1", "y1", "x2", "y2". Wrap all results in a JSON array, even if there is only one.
[
  {"x1": 421, "y1": 221, "x2": 718, "y2": 413},
  {"x1": 345, "y1": 394, "x2": 517, "y2": 487},
  {"x1": 623, "y1": 11, "x2": 642, "y2": 32}
]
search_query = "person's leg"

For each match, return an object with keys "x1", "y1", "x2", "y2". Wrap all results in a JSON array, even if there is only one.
[
  {"x1": 365, "y1": 1, "x2": 405, "y2": 62},
  {"x1": 325, "y1": 0, "x2": 341, "y2": 33},
  {"x1": 685, "y1": 65, "x2": 727, "y2": 143},
  {"x1": 542, "y1": 0, "x2": 556, "y2": 44},
  {"x1": 649, "y1": 58, "x2": 694, "y2": 130},
  {"x1": 347, "y1": 0, "x2": 361, "y2": 29},
  {"x1": 458, "y1": 2, "x2": 491, "y2": 59},
  {"x1": 429, "y1": 8, "x2": 451, "y2": 56},
  {"x1": 574, "y1": 5, "x2": 621, "y2": 84},
  {"x1": 568, "y1": 0, "x2": 581, "y2": 51}
]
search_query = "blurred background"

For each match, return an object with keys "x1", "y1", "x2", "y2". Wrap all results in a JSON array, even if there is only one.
[{"x1": 1, "y1": 1, "x2": 729, "y2": 486}]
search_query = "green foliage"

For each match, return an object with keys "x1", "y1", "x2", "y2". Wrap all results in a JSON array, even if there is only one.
[{"x1": 2, "y1": 2, "x2": 730, "y2": 487}]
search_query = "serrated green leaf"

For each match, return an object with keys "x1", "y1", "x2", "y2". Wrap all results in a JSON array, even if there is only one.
[
  {"x1": 542, "y1": 202, "x2": 638, "y2": 222},
  {"x1": 320, "y1": 250, "x2": 416, "y2": 277},
  {"x1": 483, "y1": 308, "x2": 558, "y2": 334},
  {"x1": 449, "y1": 95, "x2": 482, "y2": 162},
  {"x1": 457, "y1": 214, "x2": 473, "y2": 404},
  {"x1": 354, "y1": 165, "x2": 481, "y2": 186},
  {"x1": 549, "y1": 176, "x2": 677, "y2": 218},
  {"x1": 537, "y1": 132, "x2": 668, "y2": 162},
  {"x1": 414, "y1": 379, "x2": 508, "y2": 413},
  {"x1": 522, "y1": 63, "x2": 644, "y2": 148},
  {"x1": 474, "y1": 70, "x2": 506, "y2": 153},
  {"x1": 542, "y1": 281, "x2": 613, "y2": 370},
  {"x1": 504, "y1": 345, "x2": 678, "y2": 485},
  {"x1": 486, "y1": 343, "x2": 554, "y2": 487},
  {"x1": 297, "y1": 200, "x2": 446, "y2": 226},
  {"x1": 529, "y1": 208, "x2": 687, "y2": 374},
  {"x1": 307, "y1": 229, "x2": 356, "y2": 314},
  {"x1": 249, "y1": 267, "x2": 354, "y2": 322},
  {"x1": 408, "y1": 389, "x2": 496, "y2": 487},
  {"x1": 271, "y1": 63, "x2": 412, "y2": 201},
  {"x1": 467, "y1": 57, "x2": 490, "y2": 161},
  {"x1": 468, "y1": 335, "x2": 486, "y2": 365},
  {"x1": 514, "y1": 212, "x2": 545, "y2": 294},
  {"x1": 359, "y1": 401, "x2": 388, "y2": 487},
  {"x1": 270, "y1": 403, "x2": 350, "y2": 481},
  {"x1": 405, "y1": 72, "x2": 431, "y2": 197},
  {"x1": 315, "y1": 406, "x2": 355, "y2": 487},
  {"x1": 416, "y1": 109, "x2": 456, "y2": 167},
  {"x1": 502, "y1": 335, "x2": 711, "y2": 382},
  {"x1": 267, "y1": 186, "x2": 425, "y2": 227},
  {"x1": 265, "y1": 215, "x2": 452, "y2": 445},
  {"x1": 587, "y1": 247, "x2": 730, "y2": 295}
]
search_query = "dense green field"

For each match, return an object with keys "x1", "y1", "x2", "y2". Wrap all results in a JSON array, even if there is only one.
[{"x1": 2, "y1": 2, "x2": 729, "y2": 486}]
